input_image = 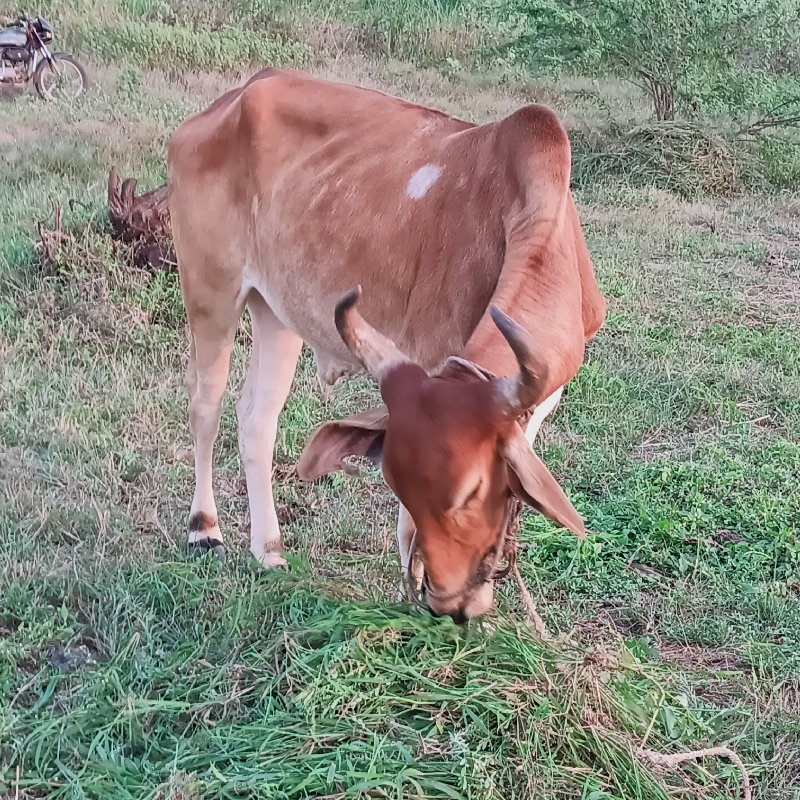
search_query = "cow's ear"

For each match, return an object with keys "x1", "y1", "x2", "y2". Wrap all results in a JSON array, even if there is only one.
[
  {"x1": 502, "y1": 427, "x2": 586, "y2": 538},
  {"x1": 297, "y1": 406, "x2": 388, "y2": 481}
]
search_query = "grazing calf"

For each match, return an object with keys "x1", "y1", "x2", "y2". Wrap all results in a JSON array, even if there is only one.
[{"x1": 168, "y1": 68, "x2": 605, "y2": 620}]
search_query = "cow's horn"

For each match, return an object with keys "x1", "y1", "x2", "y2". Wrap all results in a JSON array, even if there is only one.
[
  {"x1": 335, "y1": 286, "x2": 411, "y2": 380},
  {"x1": 490, "y1": 305, "x2": 548, "y2": 417}
]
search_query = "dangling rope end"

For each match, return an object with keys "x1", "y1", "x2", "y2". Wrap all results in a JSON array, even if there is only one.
[{"x1": 510, "y1": 562, "x2": 550, "y2": 640}]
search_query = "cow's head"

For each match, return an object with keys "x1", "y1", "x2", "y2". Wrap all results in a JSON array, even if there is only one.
[{"x1": 298, "y1": 287, "x2": 585, "y2": 621}]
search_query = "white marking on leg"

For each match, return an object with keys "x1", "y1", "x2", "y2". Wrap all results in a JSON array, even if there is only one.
[
  {"x1": 406, "y1": 164, "x2": 442, "y2": 200},
  {"x1": 237, "y1": 297, "x2": 302, "y2": 568},
  {"x1": 525, "y1": 386, "x2": 564, "y2": 445}
]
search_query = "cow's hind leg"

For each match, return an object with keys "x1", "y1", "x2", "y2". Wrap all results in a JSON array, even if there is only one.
[
  {"x1": 185, "y1": 318, "x2": 237, "y2": 557},
  {"x1": 237, "y1": 292, "x2": 302, "y2": 567}
]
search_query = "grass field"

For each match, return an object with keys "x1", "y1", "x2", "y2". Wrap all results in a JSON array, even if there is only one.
[{"x1": 1, "y1": 2, "x2": 799, "y2": 798}]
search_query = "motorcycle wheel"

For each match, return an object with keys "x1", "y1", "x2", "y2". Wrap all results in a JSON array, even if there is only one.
[{"x1": 33, "y1": 53, "x2": 87, "y2": 101}]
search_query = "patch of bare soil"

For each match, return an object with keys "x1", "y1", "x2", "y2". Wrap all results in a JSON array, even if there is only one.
[
  {"x1": 572, "y1": 603, "x2": 640, "y2": 643},
  {"x1": 659, "y1": 644, "x2": 744, "y2": 672},
  {"x1": 0, "y1": 118, "x2": 45, "y2": 145},
  {"x1": 709, "y1": 528, "x2": 746, "y2": 546},
  {"x1": 633, "y1": 416, "x2": 721, "y2": 463},
  {"x1": 48, "y1": 643, "x2": 91, "y2": 673},
  {"x1": 659, "y1": 645, "x2": 748, "y2": 708},
  {"x1": 741, "y1": 234, "x2": 800, "y2": 322}
]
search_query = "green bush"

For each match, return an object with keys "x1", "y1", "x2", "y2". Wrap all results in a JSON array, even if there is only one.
[
  {"x1": 73, "y1": 20, "x2": 312, "y2": 72},
  {"x1": 746, "y1": 132, "x2": 800, "y2": 191}
]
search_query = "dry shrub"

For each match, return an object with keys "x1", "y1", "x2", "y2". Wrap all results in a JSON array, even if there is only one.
[
  {"x1": 572, "y1": 122, "x2": 743, "y2": 198},
  {"x1": 31, "y1": 205, "x2": 183, "y2": 337}
]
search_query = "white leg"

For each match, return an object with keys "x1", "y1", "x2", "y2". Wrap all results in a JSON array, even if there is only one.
[
  {"x1": 397, "y1": 503, "x2": 419, "y2": 577},
  {"x1": 397, "y1": 503, "x2": 423, "y2": 597},
  {"x1": 525, "y1": 386, "x2": 564, "y2": 445},
  {"x1": 237, "y1": 294, "x2": 302, "y2": 567},
  {"x1": 186, "y1": 330, "x2": 235, "y2": 550}
]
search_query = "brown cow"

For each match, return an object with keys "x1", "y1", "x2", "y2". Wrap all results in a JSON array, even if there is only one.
[{"x1": 168, "y1": 68, "x2": 605, "y2": 621}]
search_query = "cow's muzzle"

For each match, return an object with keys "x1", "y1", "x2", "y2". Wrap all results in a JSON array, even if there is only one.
[{"x1": 409, "y1": 517, "x2": 514, "y2": 622}]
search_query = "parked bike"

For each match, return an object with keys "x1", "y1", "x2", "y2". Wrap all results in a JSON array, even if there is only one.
[{"x1": 0, "y1": 15, "x2": 86, "y2": 100}]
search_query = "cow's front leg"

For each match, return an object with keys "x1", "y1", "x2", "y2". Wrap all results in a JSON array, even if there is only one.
[{"x1": 396, "y1": 503, "x2": 423, "y2": 600}]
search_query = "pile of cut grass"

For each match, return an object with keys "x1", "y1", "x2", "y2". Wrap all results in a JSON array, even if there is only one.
[
  {"x1": 2, "y1": 553, "x2": 746, "y2": 800},
  {"x1": 571, "y1": 122, "x2": 742, "y2": 199},
  {"x1": 570, "y1": 118, "x2": 800, "y2": 199}
]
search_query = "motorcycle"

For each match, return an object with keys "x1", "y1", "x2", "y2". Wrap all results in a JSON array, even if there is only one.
[{"x1": 0, "y1": 15, "x2": 87, "y2": 100}]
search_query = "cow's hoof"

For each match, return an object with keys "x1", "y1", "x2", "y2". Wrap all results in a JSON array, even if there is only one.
[
  {"x1": 254, "y1": 550, "x2": 288, "y2": 569},
  {"x1": 188, "y1": 539, "x2": 226, "y2": 562}
]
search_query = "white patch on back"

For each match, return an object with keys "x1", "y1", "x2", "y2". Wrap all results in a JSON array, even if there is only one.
[
  {"x1": 406, "y1": 164, "x2": 442, "y2": 200},
  {"x1": 251, "y1": 195, "x2": 259, "y2": 217}
]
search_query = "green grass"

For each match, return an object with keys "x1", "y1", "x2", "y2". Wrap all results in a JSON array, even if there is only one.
[
  {"x1": 2, "y1": 2, "x2": 800, "y2": 798},
  {"x1": 71, "y1": 21, "x2": 312, "y2": 72}
]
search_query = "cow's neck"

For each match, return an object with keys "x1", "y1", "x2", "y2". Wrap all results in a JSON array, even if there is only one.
[{"x1": 459, "y1": 192, "x2": 586, "y2": 404}]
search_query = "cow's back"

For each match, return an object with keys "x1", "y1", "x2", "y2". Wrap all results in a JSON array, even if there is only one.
[
  {"x1": 171, "y1": 71, "x2": 513, "y2": 378},
  {"x1": 169, "y1": 71, "x2": 602, "y2": 388}
]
